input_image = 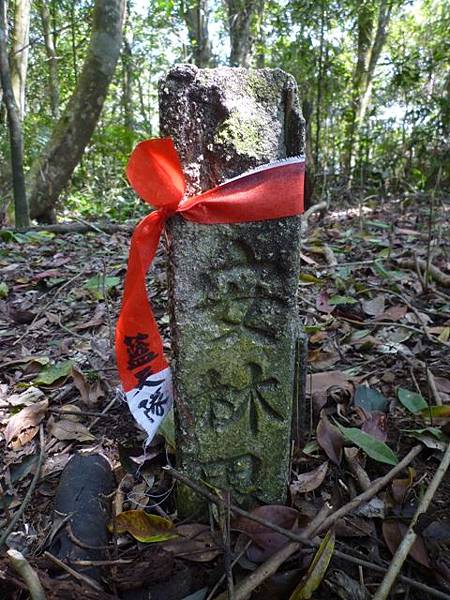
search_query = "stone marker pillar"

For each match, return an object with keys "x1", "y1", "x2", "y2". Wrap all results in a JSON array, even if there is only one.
[{"x1": 159, "y1": 65, "x2": 305, "y2": 513}]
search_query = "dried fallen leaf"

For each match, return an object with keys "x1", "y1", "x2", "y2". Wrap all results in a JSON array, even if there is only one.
[
  {"x1": 391, "y1": 467, "x2": 416, "y2": 505},
  {"x1": 111, "y1": 510, "x2": 177, "y2": 543},
  {"x1": 317, "y1": 412, "x2": 343, "y2": 465},
  {"x1": 6, "y1": 386, "x2": 44, "y2": 407},
  {"x1": 290, "y1": 462, "x2": 328, "y2": 496},
  {"x1": 5, "y1": 399, "x2": 48, "y2": 448},
  {"x1": 361, "y1": 294, "x2": 385, "y2": 317},
  {"x1": 376, "y1": 304, "x2": 407, "y2": 322},
  {"x1": 361, "y1": 411, "x2": 388, "y2": 442},
  {"x1": 382, "y1": 520, "x2": 430, "y2": 568},
  {"x1": 71, "y1": 367, "x2": 104, "y2": 408},
  {"x1": 47, "y1": 419, "x2": 95, "y2": 442},
  {"x1": 162, "y1": 523, "x2": 221, "y2": 562},
  {"x1": 233, "y1": 505, "x2": 306, "y2": 562}
]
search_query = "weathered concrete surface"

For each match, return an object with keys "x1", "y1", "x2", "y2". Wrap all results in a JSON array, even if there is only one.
[{"x1": 159, "y1": 65, "x2": 304, "y2": 513}]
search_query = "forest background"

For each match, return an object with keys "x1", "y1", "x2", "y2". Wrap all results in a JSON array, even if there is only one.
[{"x1": 0, "y1": 0, "x2": 449, "y2": 226}]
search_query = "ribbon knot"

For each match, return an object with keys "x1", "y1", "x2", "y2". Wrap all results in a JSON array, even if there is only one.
[{"x1": 116, "y1": 137, "x2": 305, "y2": 443}]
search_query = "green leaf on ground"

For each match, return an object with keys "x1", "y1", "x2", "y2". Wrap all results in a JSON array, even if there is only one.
[
  {"x1": 328, "y1": 295, "x2": 358, "y2": 305},
  {"x1": 111, "y1": 510, "x2": 178, "y2": 543},
  {"x1": 84, "y1": 275, "x2": 121, "y2": 299},
  {"x1": 354, "y1": 386, "x2": 388, "y2": 412},
  {"x1": 336, "y1": 424, "x2": 398, "y2": 465},
  {"x1": 289, "y1": 529, "x2": 335, "y2": 599},
  {"x1": 34, "y1": 361, "x2": 73, "y2": 385},
  {"x1": 397, "y1": 388, "x2": 428, "y2": 413}
]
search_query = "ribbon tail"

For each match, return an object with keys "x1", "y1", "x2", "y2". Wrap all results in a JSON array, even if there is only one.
[{"x1": 115, "y1": 210, "x2": 173, "y2": 444}]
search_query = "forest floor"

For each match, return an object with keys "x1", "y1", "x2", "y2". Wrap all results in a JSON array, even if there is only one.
[{"x1": 0, "y1": 190, "x2": 450, "y2": 600}]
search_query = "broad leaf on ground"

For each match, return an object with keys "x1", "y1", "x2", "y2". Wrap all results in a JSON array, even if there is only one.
[
  {"x1": 317, "y1": 412, "x2": 343, "y2": 465},
  {"x1": 290, "y1": 462, "x2": 328, "y2": 496},
  {"x1": 289, "y1": 529, "x2": 335, "y2": 599},
  {"x1": 336, "y1": 424, "x2": 398, "y2": 465},
  {"x1": 112, "y1": 510, "x2": 177, "y2": 543},
  {"x1": 5, "y1": 399, "x2": 48, "y2": 448},
  {"x1": 397, "y1": 388, "x2": 428, "y2": 413}
]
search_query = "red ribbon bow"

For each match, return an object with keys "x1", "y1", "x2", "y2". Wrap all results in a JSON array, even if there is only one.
[{"x1": 115, "y1": 138, "x2": 305, "y2": 441}]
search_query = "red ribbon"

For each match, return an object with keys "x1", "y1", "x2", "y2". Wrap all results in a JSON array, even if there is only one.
[{"x1": 116, "y1": 138, "x2": 305, "y2": 399}]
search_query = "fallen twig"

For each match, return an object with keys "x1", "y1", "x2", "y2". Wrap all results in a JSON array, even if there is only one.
[
  {"x1": 427, "y1": 367, "x2": 443, "y2": 406},
  {"x1": 395, "y1": 258, "x2": 450, "y2": 288},
  {"x1": 7, "y1": 550, "x2": 47, "y2": 600},
  {"x1": 0, "y1": 426, "x2": 45, "y2": 549},
  {"x1": 43, "y1": 551, "x2": 104, "y2": 593},
  {"x1": 312, "y1": 445, "x2": 422, "y2": 537},
  {"x1": 373, "y1": 441, "x2": 450, "y2": 600}
]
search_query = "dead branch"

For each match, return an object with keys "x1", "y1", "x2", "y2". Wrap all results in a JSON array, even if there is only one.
[
  {"x1": 395, "y1": 258, "x2": 450, "y2": 288},
  {"x1": 43, "y1": 551, "x2": 104, "y2": 593}
]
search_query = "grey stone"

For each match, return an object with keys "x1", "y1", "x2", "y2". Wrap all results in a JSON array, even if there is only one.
[{"x1": 159, "y1": 65, "x2": 304, "y2": 513}]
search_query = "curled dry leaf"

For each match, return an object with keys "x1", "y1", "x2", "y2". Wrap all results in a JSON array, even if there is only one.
[
  {"x1": 290, "y1": 461, "x2": 328, "y2": 496},
  {"x1": 71, "y1": 366, "x2": 105, "y2": 408},
  {"x1": 5, "y1": 399, "x2": 48, "y2": 448},
  {"x1": 162, "y1": 523, "x2": 221, "y2": 562},
  {"x1": 111, "y1": 510, "x2": 177, "y2": 543},
  {"x1": 317, "y1": 411, "x2": 343, "y2": 465},
  {"x1": 391, "y1": 467, "x2": 416, "y2": 505},
  {"x1": 307, "y1": 371, "x2": 353, "y2": 412},
  {"x1": 344, "y1": 447, "x2": 370, "y2": 491}
]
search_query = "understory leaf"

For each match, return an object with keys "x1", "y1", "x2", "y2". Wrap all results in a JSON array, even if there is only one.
[
  {"x1": 34, "y1": 361, "x2": 73, "y2": 385},
  {"x1": 112, "y1": 510, "x2": 177, "y2": 543},
  {"x1": 354, "y1": 385, "x2": 388, "y2": 412},
  {"x1": 289, "y1": 529, "x2": 335, "y2": 599},
  {"x1": 336, "y1": 424, "x2": 398, "y2": 465},
  {"x1": 397, "y1": 388, "x2": 428, "y2": 413}
]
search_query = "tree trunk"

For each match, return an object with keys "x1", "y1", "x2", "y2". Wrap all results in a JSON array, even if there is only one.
[
  {"x1": 27, "y1": 0, "x2": 125, "y2": 222},
  {"x1": 121, "y1": 3, "x2": 133, "y2": 135},
  {"x1": 344, "y1": 0, "x2": 393, "y2": 178},
  {"x1": 225, "y1": 0, "x2": 260, "y2": 66},
  {"x1": 0, "y1": 0, "x2": 29, "y2": 227},
  {"x1": 181, "y1": 0, "x2": 213, "y2": 67},
  {"x1": 10, "y1": 0, "x2": 30, "y2": 120},
  {"x1": 38, "y1": 0, "x2": 59, "y2": 118}
]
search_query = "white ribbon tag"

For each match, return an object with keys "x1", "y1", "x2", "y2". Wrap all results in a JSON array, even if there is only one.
[{"x1": 126, "y1": 367, "x2": 173, "y2": 445}]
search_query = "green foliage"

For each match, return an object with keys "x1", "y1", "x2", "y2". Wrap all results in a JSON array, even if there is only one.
[{"x1": 0, "y1": 0, "x2": 448, "y2": 222}]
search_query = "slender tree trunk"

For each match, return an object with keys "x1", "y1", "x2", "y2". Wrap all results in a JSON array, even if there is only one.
[
  {"x1": 27, "y1": 0, "x2": 125, "y2": 222},
  {"x1": 121, "y1": 2, "x2": 133, "y2": 135},
  {"x1": 181, "y1": 0, "x2": 213, "y2": 67},
  {"x1": 255, "y1": 0, "x2": 265, "y2": 67},
  {"x1": 0, "y1": 0, "x2": 29, "y2": 227},
  {"x1": 344, "y1": 0, "x2": 393, "y2": 180},
  {"x1": 39, "y1": 0, "x2": 59, "y2": 118},
  {"x1": 225, "y1": 0, "x2": 259, "y2": 66},
  {"x1": 314, "y1": 1, "x2": 326, "y2": 171},
  {"x1": 10, "y1": 0, "x2": 30, "y2": 120}
]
